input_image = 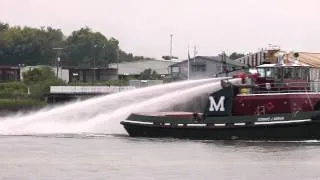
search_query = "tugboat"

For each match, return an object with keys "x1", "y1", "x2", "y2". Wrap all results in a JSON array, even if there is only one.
[{"x1": 120, "y1": 53, "x2": 320, "y2": 140}]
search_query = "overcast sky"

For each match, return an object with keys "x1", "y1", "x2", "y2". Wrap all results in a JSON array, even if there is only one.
[{"x1": 1, "y1": 0, "x2": 319, "y2": 59}]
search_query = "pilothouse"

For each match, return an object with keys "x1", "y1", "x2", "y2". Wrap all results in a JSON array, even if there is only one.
[{"x1": 246, "y1": 62, "x2": 311, "y2": 93}]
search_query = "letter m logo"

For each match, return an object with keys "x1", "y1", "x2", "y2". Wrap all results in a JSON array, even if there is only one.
[{"x1": 209, "y1": 96, "x2": 225, "y2": 112}]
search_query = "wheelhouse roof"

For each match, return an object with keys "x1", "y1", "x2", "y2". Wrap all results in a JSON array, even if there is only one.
[{"x1": 257, "y1": 62, "x2": 310, "y2": 68}]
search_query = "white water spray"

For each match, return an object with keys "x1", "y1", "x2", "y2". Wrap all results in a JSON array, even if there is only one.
[
  {"x1": 0, "y1": 78, "x2": 233, "y2": 135},
  {"x1": 84, "y1": 81, "x2": 222, "y2": 133},
  {"x1": 88, "y1": 78, "x2": 240, "y2": 133},
  {"x1": 0, "y1": 78, "x2": 222, "y2": 123}
]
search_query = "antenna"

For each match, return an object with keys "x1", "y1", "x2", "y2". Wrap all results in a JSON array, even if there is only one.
[
  {"x1": 169, "y1": 34, "x2": 173, "y2": 60},
  {"x1": 193, "y1": 45, "x2": 198, "y2": 62}
]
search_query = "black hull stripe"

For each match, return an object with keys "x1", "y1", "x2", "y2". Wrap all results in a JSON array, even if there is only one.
[{"x1": 122, "y1": 119, "x2": 312, "y2": 127}]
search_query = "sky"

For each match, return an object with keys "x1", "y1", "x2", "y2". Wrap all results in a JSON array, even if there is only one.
[{"x1": 1, "y1": 0, "x2": 320, "y2": 59}]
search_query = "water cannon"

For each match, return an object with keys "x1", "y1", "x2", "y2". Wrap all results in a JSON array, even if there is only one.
[
  {"x1": 248, "y1": 69, "x2": 259, "y2": 80},
  {"x1": 233, "y1": 72, "x2": 247, "y2": 84},
  {"x1": 221, "y1": 79, "x2": 232, "y2": 88},
  {"x1": 233, "y1": 71, "x2": 258, "y2": 85}
]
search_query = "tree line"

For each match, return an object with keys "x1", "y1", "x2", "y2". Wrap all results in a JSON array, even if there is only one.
[
  {"x1": 0, "y1": 22, "x2": 151, "y2": 67},
  {"x1": 228, "y1": 52, "x2": 245, "y2": 60}
]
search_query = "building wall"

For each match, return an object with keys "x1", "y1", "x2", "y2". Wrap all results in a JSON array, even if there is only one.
[
  {"x1": 171, "y1": 58, "x2": 225, "y2": 80},
  {"x1": 235, "y1": 50, "x2": 266, "y2": 67},
  {"x1": 54, "y1": 67, "x2": 69, "y2": 83},
  {"x1": 129, "y1": 80, "x2": 163, "y2": 87},
  {"x1": 0, "y1": 68, "x2": 20, "y2": 82},
  {"x1": 68, "y1": 69, "x2": 118, "y2": 83},
  {"x1": 99, "y1": 69, "x2": 118, "y2": 81}
]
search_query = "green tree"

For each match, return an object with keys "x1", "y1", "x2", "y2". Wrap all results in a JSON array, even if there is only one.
[
  {"x1": 0, "y1": 22, "x2": 9, "y2": 32},
  {"x1": 229, "y1": 52, "x2": 245, "y2": 60},
  {"x1": 139, "y1": 68, "x2": 159, "y2": 80},
  {"x1": 0, "y1": 22, "x2": 9, "y2": 56},
  {"x1": 22, "y1": 66, "x2": 65, "y2": 99},
  {"x1": 63, "y1": 27, "x2": 119, "y2": 66},
  {"x1": 0, "y1": 22, "x2": 153, "y2": 66},
  {"x1": 0, "y1": 23, "x2": 64, "y2": 65},
  {"x1": 119, "y1": 49, "x2": 133, "y2": 62}
]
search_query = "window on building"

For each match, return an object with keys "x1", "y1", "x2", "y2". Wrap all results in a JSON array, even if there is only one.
[
  {"x1": 7, "y1": 70, "x2": 16, "y2": 81},
  {"x1": 171, "y1": 66, "x2": 180, "y2": 73},
  {"x1": 192, "y1": 64, "x2": 206, "y2": 72},
  {"x1": 216, "y1": 65, "x2": 222, "y2": 73}
]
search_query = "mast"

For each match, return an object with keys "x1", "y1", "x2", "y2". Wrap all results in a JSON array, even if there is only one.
[
  {"x1": 169, "y1": 34, "x2": 173, "y2": 60},
  {"x1": 187, "y1": 45, "x2": 190, "y2": 80}
]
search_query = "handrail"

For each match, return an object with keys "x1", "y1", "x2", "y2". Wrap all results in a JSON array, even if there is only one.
[{"x1": 240, "y1": 81, "x2": 320, "y2": 93}]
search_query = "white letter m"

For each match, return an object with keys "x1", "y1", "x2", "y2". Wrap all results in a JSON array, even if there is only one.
[{"x1": 209, "y1": 96, "x2": 225, "y2": 112}]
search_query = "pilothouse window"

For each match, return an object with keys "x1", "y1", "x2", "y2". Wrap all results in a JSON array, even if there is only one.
[
  {"x1": 257, "y1": 67, "x2": 281, "y2": 79},
  {"x1": 257, "y1": 68, "x2": 265, "y2": 77},
  {"x1": 283, "y1": 67, "x2": 308, "y2": 80},
  {"x1": 266, "y1": 68, "x2": 272, "y2": 77},
  {"x1": 274, "y1": 68, "x2": 282, "y2": 79},
  {"x1": 283, "y1": 68, "x2": 293, "y2": 79},
  {"x1": 258, "y1": 66, "x2": 309, "y2": 80}
]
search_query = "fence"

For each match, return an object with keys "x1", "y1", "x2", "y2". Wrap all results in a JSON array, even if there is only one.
[{"x1": 50, "y1": 86, "x2": 136, "y2": 94}]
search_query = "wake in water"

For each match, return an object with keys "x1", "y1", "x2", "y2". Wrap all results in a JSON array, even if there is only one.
[{"x1": 0, "y1": 78, "x2": 229, "y2": 135}]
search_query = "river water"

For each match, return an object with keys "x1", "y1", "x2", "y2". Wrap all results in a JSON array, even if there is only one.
[{"x1": 1, "y1": 134, "x2": 320, "y2": 180}]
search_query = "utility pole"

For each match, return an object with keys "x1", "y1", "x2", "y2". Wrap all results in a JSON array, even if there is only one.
[
  {"x1": 117, "y1": 46, "x2": 119, "y2": 76},
  {"x1": 169, "y1": 34, "x2": 173, "y2": 60},
  {"x1": 92, "y1": 44, "x2": 98, "y2": 85},
  {"x1": 221, "y1": 51, "x2": 228, "y2": 76},
  {"x1": 116, "y1": 46, "x2": 120, "y2": 92},
  {"x1": 92, "y1": 56, "x2": 96, "y2": 85},
  {"x1": 193, "y1": 45, "x2": 197, "y2": 62},
  {"x1": 52, "y1": 47, "x2": 63, "y2": 78},
  {"x1": 187, "y1": 44, "x2": 190, "y2": 80},
  {"x1": 56, "y1": 57, "x2": 60, "y2": 78}
]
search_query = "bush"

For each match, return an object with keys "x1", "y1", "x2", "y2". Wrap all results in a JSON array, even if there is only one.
[
  {"x1": 29, "y1": 78, "x2": 66, "y2": 99},
  {"x1": 22, "y1": 66, "x2": 66, "y2": 99},
  {"x1": 0, "y1": 82, "x2": 28, "y2": 99},
  {"x1": 0, "y1": 99, "x2": 46, "y2": 110}
]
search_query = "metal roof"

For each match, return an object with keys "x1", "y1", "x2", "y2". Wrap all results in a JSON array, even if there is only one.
[
  {"x1": 170, "y1": 56, "x2": 248, "y2": 67},
  {"x1": 109, "y1": 60, "x2": 176, "y2": 75},
  {"x1": 287, "y1": 52, "x2": 320, "y2": 68},
  {"x1": 257, "y1": 62, "x2": 310, "y2": 68}
]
